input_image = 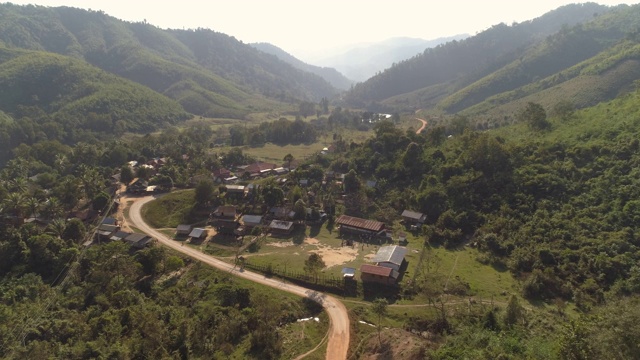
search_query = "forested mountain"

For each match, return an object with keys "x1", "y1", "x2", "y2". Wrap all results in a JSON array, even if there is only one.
[
  {"x1": 0, "y1": 3, "x2": 338, "y2": 119},
  {"x1": 315, "y1": 35, "x2": 468, "y2": 82},
  {"x1": 343, "y1": 3, "x2": 636, "y2": 114},
  {"x1": 251, "y1": 42, "x2": 353, "y2": 90}
]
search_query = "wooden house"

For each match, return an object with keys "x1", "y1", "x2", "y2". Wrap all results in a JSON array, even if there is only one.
[
  {"x1": 401, "y1": 210, "x2": 427, "y2": 225},
  {"x1": 336, "y1": 215, "x2": 385, "y2": 237},
  {"x1": 269, "y1": 220, "x2": 294, "y2": 235}
]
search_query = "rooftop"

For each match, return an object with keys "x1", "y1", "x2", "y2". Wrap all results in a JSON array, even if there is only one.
[
  {"x1": 336, "y1": 215, "x2": 384, "y2": 232},
  {"x1": 372, "y1": 245, "x2": 407, "y2": 266},
  {"x1": 402, "y1": 210, "x2": 426, "y2": 221},
  {"x1": 360, "y1": 264, "x2": 393, "y2": 277},
  {"x1": 188, "y1": 228, "x2": 207, "y2": 238}
]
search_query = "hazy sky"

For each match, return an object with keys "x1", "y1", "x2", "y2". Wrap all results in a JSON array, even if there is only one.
[{"x1": 7, "y1": 0, "x2": 637, "y2": 60}]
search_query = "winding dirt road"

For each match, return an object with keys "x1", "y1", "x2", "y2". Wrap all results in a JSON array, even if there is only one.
[
  {"x1": 127, "y1": 196, "x2": 350, "y2": 360},
  {"x1": 415, "y1": 118, "x2": 428, "y2": 134}
]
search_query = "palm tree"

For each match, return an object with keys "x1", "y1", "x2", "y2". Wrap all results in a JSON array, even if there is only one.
[
  {"x1": 25, "y1": 196, "x2": 41, "y2": 219},
  {"x1": 8, "y1": 178, "x2": 28, "y2": 193},
  {"x1": 42, "y1": 197, "x2": 63, "y2": 220},
  {"x1": 3, "y1": 192, "x2": 26, "y2": 219},
  {"x1": 46, "y1": 218, "x2": 67, "y2": 238}
]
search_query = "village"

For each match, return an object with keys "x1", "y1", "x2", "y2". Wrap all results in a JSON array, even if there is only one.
[{"x1": 95, "y1": 152, "x2": 432, "y2": 291}]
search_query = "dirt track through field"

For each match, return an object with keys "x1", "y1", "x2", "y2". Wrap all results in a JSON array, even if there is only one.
[{"x1": 127, "y1": 195, "x2": 350, "y2": 360}]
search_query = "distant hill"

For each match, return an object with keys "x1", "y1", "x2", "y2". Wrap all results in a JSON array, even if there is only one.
[
  {"x1": 0, "y1": 47, "x2": 188, "y2": 132},
  {"x1": 251, "y1": 42, "x2": 353, "y2": 90},
  {"x1": 344, "y1": 3, "x2": 640, "y2": 117},
  {"x1": 0, "y1": 3, "x2": 338, "y2": 120},
  {"x1": 315, "y1": 35, "x2": 468, "y2": 82}
]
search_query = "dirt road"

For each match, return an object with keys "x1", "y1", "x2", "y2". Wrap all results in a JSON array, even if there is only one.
[
  {"x1": 416, "y1": 118, "x2": 428, "y2": 134},
  {"x1": 127, "y1": 196, "x2": 350, "y2": 360}
]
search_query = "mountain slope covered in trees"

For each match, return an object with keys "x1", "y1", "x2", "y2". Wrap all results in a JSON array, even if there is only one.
[
  {"x1": 251, "y1": 42, "x2": 353, "y2": 90},
  {"x1": 344, "y1": 3, "x2": 639, "y2": 115},
  {"x1": 0, "y1": 3, "x2": 338, "y2": 119}
]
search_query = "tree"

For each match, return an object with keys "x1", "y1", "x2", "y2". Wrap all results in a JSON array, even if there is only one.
[
  {"x1": 293, "y1": 199, "x2": 306, "y2": 221},
  {"x1": 120, "y1": 165, "x2": 134, "y2": 185},
  {"x1": 504, "y1": 295, "x2": 524, "y2": 328},
  {"x1": 195, "y1": 179, "x2": 215, "y2": 208},
  {"x1": 62, "y1": 218, "x2": 86, "y2": 243},
  {"x1": 262, "y1": 184, "x2": 284, "y2": 207},
  {"x1": 298, "y1": 101, "x2": 316, "y2": 118},
  {"x1": 283, "y1": 153, "x2": 294, "y2": 171},
  {"x1": 92, "y1": 191, "x2": 110, "y2": 211},
  {"x1": 559, "y1": 319, "x2": 593, "y2": 360},
  {"x1": 553, "y1": 100, "x2": 575, "y2": 121},
  {"x1": 518, "y1": 102, "x2": 549, "y2": 131},
  {"x1": 343, "y1": 169, "x2": 360, "y2": 194},
  {"x1": 371, "y1": 298, "x2": 388, "y2": 344},
  {"x1": 304, "y1": 253, "x2": 325, "y2": 282},
  {"x1": 320, "y1": 97, "x2": 329, "y2": 114}
]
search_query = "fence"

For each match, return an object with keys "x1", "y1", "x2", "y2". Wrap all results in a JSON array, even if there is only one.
[{"x1": 241, "y1": 260, "x2": 357, "y2": 295}]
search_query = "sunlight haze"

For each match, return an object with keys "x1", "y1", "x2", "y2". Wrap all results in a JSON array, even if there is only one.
[{"x1": 6, "y1": 0, "x2": 637, "y2": 61}]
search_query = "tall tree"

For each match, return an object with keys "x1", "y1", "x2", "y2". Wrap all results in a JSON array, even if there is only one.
[
  {"x1": 518, "y1": 102, "x2": 549, "y2": 130},
  {"x1": 304, "y1": 253, "x2": 325, "y2": 283},
  {"x1": 283, "y1": 153, "x2": 294, "y2": 171},
  {"x1": 371, "y1": 298, "x2": 388, "y2": 344}
]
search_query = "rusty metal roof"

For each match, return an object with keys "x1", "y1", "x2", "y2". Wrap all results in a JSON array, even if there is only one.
[
  {"x1": 336, "y1": 215, "x2": 384, "y2": 232},
  {"x1": 360, "y1": 264, "x2": 392, "y2": 277}
]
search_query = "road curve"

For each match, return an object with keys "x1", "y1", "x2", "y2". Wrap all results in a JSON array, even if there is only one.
[
  {"x1": 128, "y1": 196, "x2": 350, "y2": 360},
  {"x1": 415, "y1": 118, "x2": 428, "y2": 134}
]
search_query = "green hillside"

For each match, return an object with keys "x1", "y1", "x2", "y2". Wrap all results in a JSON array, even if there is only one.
[
  {"x1": 0, "y1": 3, "x2": 337, "y2": 119},
  {"x1": 0, "y1": 48, "x2": 188, "y2": 132},
  {"x1": 344, "y1": 3, "x2": 640, "y2": 117}
]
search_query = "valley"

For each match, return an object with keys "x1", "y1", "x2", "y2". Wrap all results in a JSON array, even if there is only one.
[{"x1": 2, "y1": 2, "x2": 640, "y2": 359}]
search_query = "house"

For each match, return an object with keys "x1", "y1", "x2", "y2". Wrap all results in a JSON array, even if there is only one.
[
  {"x1": 239, "y1": 162, "x2": 276, "y2": 177},
  {"x1": 124, "y1": 233, "x2": 154, "y2": 249},
  {"x1": 299, "y1": 179, "x2": 309, "y2": 187},
  {"x1": 223, "y1": 176, "x2": 238, "y2": 184},
  {"x1": 176, "y1": 224, "x2": 193, "y2": 236},
  {"x1": 372, "y1": 245, "x2": 407, "y2": 272},
  {"x1": 365, "y1": 180, "x2": 377, "y2": 189},
  {"x1": 270, "y1": 207, "x2": 295, "y2": 220},
  {"x1": 336, "y1": 215, "x2": 385, "y2": 237},
  {"x1": 401, "y1": 210, "x2": 427, "y2": 225},
  {"x1": 273, "y1": 167, "x2": 288, "y2": 176},
  {"x1": 242, "y1": 215, "x2": 263, "y2": 228},
  {"x1": 360, "y1": 264, "x2": 397, "y2": 285},
  {"x1": 211, "y1": 206, "x2": 239, "y2": 234},
  {"x1": 212, "y1": 206, "x2": 236, "y2": 220},
  {"x1": 225, "y1": 185, "x2": 246, "y2": 196},
  {"x1": 188, "y1": 228, "x2": 208, "y2": 241},
  {"x1": 213, "y1": 168, "x2": 231, "y2": 182},
  {"x1": 102, "y1": 217, "x2": 119, "y2": 226},
  {"x1": 109, "y1": 230, "x2": 131, "y2": 242},
  {"x1": 269, "y1": 220, "x2": 294, "y2": 235},
  {"x1": 127, "y1": 178, "x2": 148, "y2": 194},
  {"x1": 97, "y1": 224, "x2": 120, "y2": 242}
]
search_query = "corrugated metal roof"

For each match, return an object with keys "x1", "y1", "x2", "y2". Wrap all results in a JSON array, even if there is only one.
[
  {"x1": 125, "y1": 233, "x2": 148, "y2": 243},
  {"x1": 110, "y1": 231, "x2": 131, "y2": 241},
  {"x1": 269, "y1": 220, "x2": 293, "y2": 230},
  {"x1": 242, "y1": 215, "x2": 263, "y2": 224},
  {"x1": 372, "y1": 245, "x2": 407, "y2": 266},
  {"x1": 360, "y1": 264, "x2": 392, "y2": 277},
  {"x1": 188, "y1": 228, "x2": 207, "y2": 238},
  {"x1": 402, "y1": 210, "x2": 426, "y2": 221},
  {"x1": 336, "y1": 215, "x2": 384, "y2": 232}
]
